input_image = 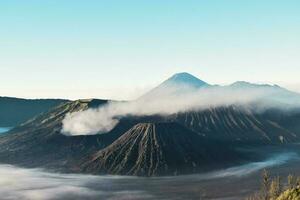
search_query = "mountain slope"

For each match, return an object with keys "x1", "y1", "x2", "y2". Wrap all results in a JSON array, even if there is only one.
[
  {"x1": 80, "y1": 122, "x2": 242, "y2": 176},
  {"x1": 0, "y1": 99, "x2": 123, "y2": 168},
  {"x1": 261, "y1": 108, "x2": 300, "y2": 136},
  {"x1": 167, "y1": 106, "x2": 298, "y2": 144},
  {"x1": 0, "y1": 97, "x2": 68, "y2": 127}
]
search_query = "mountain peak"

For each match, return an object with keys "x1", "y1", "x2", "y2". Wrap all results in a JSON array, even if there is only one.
[
  {"x1": 139, "y1": 72, "x2": 209, "y2": 99},
  {"x1": 171, "y1": 72, "x2": 197, "y2": 78},
  {"x1": 165, "y1": 72, "x2": 209, "y2": 88}
]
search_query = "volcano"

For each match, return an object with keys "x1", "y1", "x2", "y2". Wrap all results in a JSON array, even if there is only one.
[{"x1": 80, "y1": 122, "x2": 241, "y2": 176}]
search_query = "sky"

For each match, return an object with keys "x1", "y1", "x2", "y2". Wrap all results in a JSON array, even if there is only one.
[{"x1": 0, "y1": 0, "x2": 300, "y2": 100}]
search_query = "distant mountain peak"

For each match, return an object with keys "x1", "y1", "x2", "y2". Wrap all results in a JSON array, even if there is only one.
[
  {"x1": 139, "y1": 72, "x2": 209, "y2": 99},
  {"x1": 140, "y1": 72, "x2": 211, "y2": 98},
  {"x1": 171, "y1": 72, "x2": 197, "y2": 79},
  {"x1": 165, "y1": 72, "x2": 209, "y2": 88}
]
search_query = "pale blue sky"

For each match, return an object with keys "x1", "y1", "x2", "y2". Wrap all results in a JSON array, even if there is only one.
[{"x1": 1, "y1": 0, "x2": 300, "y2": 100}]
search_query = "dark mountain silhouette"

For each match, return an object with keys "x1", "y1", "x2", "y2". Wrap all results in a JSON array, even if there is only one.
[
  {"x1": 80, "y1": 122, "x2": 241, "y2": 176},
  {"x1": 0, "y1": 97, "x2": 68, "y2": 127}
]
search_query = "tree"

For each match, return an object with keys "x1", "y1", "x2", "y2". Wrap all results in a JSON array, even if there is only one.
[
  {"x1": 288, "y1": 174, "x2": 297, "y2": 189},
  {"x1": 261, "y1": 169, "x2": 271, "y2": 200},
  {"x1": 269, "y1": 176, "x2": 281, "y2": 200}
]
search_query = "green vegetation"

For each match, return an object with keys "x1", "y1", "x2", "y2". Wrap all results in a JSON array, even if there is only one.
[{"x1": 246, "y1": 170, "x2": 300, "y2": 200}]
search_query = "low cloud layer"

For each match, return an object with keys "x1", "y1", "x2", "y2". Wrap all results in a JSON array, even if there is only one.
[
  {"x1": 0, "y1": 151, "x2": 297, "y2": 200},
  {"x1": 0, "y1": 164, "x2": 152, "y2": 200},
  {"x1": 62, "y1": 84, "x2": 300, "y2": 136}
]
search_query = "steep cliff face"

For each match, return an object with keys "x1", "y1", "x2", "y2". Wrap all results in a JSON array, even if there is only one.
[{"x1": 80, "y1": 122, "x2": 240, "y2": 176}]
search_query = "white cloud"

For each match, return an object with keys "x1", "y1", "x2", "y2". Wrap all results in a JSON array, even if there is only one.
[{"x1": 62, "y1": 84, "x2": 300, "y2": 136}]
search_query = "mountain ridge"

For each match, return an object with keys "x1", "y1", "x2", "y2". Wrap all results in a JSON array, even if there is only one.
[{"x1": 0, "y1": 97, "x2": 68, "y2": 127}]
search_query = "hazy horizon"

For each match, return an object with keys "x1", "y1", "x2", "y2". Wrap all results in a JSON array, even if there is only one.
[{"x1": 1, "y1": 73, "x2": 300, "y2": 101}]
